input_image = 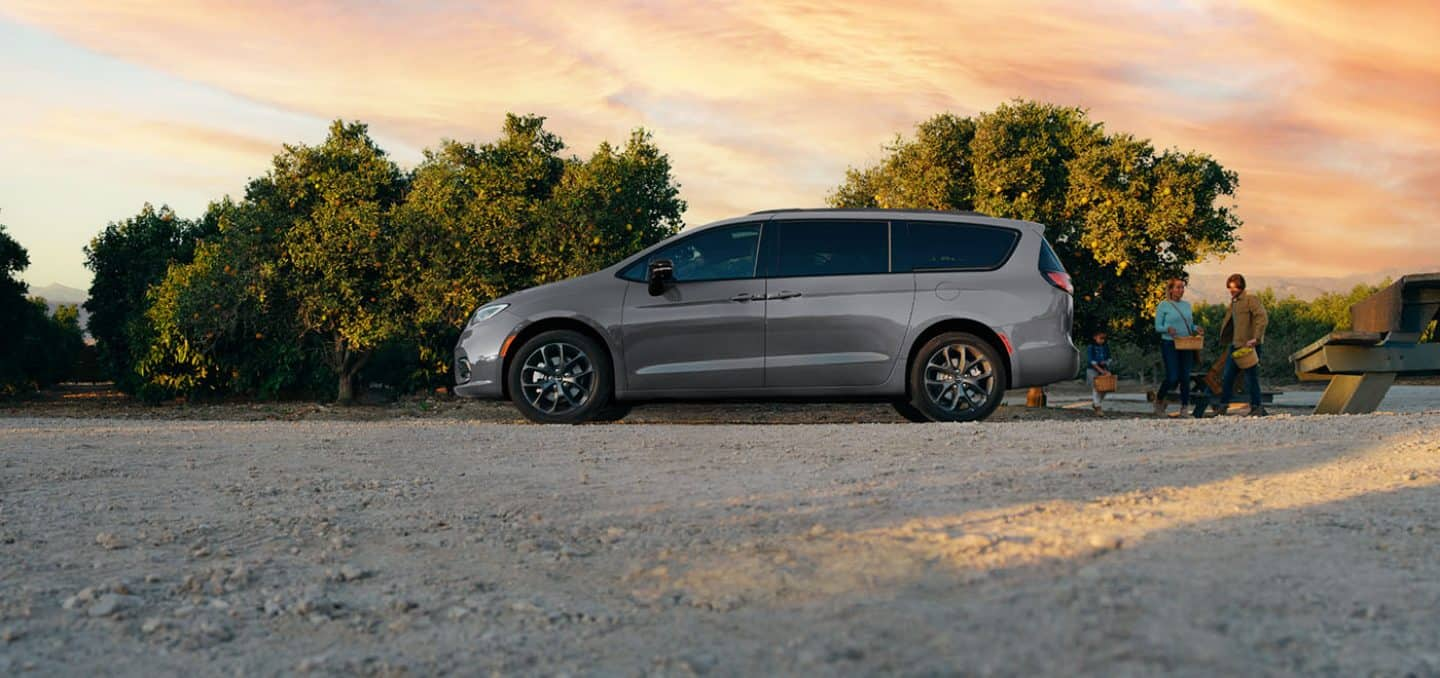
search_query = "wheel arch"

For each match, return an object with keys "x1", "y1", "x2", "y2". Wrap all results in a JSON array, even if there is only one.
[
  {"x1": 500, "y1": 316, "x2": 619, "y2": 401},
  {"x1": 904, "y1": 319, "x2": 1014, "y2": 395}
]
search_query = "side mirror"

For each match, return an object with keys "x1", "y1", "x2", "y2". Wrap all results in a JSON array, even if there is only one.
[{"x1": 647, "y1": 259, "x2": 674, "y2": 296}]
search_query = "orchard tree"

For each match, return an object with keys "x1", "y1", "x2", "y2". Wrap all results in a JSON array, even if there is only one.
[
  {"x1": 393, "y1": 115, "x2": 684, "y2": 380},
  {"x1": 0, "y1": 223, "x2": 85, "y2": 394},
  {"x1": 269, "y1": 120, "x2": 408, "y2": 403},
  {"x1": 83, "y1": 204, "x2": 211, "y2": 392},
  {"x1": 831, "y1": 100, "x2": 1241, "y2": 341}
]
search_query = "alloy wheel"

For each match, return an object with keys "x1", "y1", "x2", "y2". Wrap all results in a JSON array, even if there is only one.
[
  {"x1": 922, "y1": 342, "x2": 995, "y2": 413},
  {"x1": 520, "y1": 342, "x2": 594, "y2": 414}
]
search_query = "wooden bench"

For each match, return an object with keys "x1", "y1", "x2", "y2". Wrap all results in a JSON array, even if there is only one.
[
  {"x1": 1183, "y1": 369, "x2": 1279, "y2": 418},
  {"x1": 1289, "y1": 273, "x2": 1440, "y2": 414}
]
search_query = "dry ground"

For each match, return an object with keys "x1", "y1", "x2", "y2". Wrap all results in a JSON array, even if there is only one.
[{"x1": 2, "y1": 410, "x2": 1438, "y2": 676}]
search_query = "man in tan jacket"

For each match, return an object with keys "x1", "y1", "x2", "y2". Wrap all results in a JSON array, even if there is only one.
[{"x1": 1216, "y1": 273, "x2": 1269, "y2": 416}]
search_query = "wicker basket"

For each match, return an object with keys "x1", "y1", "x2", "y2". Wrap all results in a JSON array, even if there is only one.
[
  {"x1": 1232, "y1": 347, "x2": 1259, "y2": 369},
  {"x1": 1093, "y1": 373, "x2": 1118, "y2": 393},
  {"x1": 1174, "y1": 335, "x2": 1204, "y2": 351}
]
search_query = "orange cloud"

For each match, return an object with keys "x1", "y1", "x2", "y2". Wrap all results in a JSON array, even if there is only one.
[{"x1": 3, "y1": 0, "x2": 1438, "y2": 279}]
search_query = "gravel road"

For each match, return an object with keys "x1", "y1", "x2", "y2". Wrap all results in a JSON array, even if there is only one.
[{"x1": 2, "y1": 413, "x2": 1438, "y2": 676}]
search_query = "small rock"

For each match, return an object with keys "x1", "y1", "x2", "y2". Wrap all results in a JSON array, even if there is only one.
[
  {"x1": 296, "y1": 653, "x2": 331, "y2": 672},
  {"x1": 956, "y1": 533, "x2": 994, "y2": 551},
  {"x1": 1, "y1": 627, "x2": 19, "y2": 643},
  {"x1": 807, "y1": 524, "x2": 829, "y2": 538},
  {"x1": 1087, "y1": 533, "x2": 1123, "y2": 552},
  {"x1": 560, "y1": 545, "x2": 591, "y2": 559},
  {"x1": 140, "y1": 618, "x2": 166, "y2": 634},
  {"x1": 95, "y1": 532, "x2": 125, "y2": 550},
  {"x1": 338, "y1": 564, "x2": 368, "y2": 582},
  {"x1": 88, "y1": 593, "x2": 141, "y2": 618},
  {"x1": 445, "y1": 605, "x2": 470, "y2": 621},
  {"x1": 601, "y1": 527, "x2": 628, "y2": 544}
]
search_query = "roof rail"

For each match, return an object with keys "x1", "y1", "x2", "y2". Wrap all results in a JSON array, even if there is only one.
[{"x1": 748, "y1": 207, "x2": 990, "y2": 217}]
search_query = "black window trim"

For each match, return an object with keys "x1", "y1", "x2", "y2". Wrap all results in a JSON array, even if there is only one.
[
  {"x1": 902, "y1": 220, "x2": 1022, "y2": 273},
  {"x1": 614, "y1": 221, "x2": 767, "y2": 283},
  {"x1": 766, "y1": 219, "x2": 898, "y2": 280}
]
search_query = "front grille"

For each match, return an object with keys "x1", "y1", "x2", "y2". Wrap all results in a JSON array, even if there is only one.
[{"x1": 455, "y1": 355, "x2": 471, "y2": 383}]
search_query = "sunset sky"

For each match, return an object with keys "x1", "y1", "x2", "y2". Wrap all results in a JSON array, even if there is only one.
[{"x1": 2, "y1": 0, "x2": 1438, "y2": 291}]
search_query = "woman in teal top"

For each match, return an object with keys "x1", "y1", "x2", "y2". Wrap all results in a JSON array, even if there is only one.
[{"x1": 1154, "y1": 278, "x2": 1202, "y2": 416}]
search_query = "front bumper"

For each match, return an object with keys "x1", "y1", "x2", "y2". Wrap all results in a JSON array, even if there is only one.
[{"x1": 452, "y1": 311, "x2": 515, "y2": 399}]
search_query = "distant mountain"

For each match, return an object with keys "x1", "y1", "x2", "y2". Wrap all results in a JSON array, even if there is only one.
[
  {"x1": 1186, "y1": 266, "x2": 1440, "y2": 305},
  {"x1": 27, "y1": 282, "x2": 90, "y2": 334}
]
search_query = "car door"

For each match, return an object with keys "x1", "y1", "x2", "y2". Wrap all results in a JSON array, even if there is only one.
[
  {"x1": 763, "y1": 219, "x2": 914, "y2": 388},
  {"x1": 620, "y1": 223, "x2": 768, "y2": 392}
]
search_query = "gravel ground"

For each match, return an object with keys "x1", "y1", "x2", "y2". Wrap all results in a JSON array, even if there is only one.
[{"x1": 2, "y1": 413, "x2": 1438, "y2": 676}]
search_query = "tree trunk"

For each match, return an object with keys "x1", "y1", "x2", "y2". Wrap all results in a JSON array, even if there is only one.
[
  {"x1": 337, "y1": 370, "x2": 356, "y2": 405},
  {"x1": 334, "y1": 347, "x2": 371, "y2": 405}
]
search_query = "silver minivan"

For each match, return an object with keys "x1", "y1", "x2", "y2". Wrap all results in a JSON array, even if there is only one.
[{"x1": 454, "y1": 209, "x2": 1078, "y2": 423}]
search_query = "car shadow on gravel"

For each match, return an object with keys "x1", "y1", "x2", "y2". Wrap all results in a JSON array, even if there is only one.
[{"x1": 614, "y1": 440, "x2": 1438, "y2": 674}]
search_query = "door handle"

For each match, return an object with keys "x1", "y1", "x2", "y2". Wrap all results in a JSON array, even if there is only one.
[
  {"x1": 730, "y1": 293, "x2": 761, "y2": 302},
  {"x1": 769, "y1": 290, "x2": 803, "y2": 300}
]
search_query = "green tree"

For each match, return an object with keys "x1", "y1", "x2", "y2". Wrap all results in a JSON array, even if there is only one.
[
  {"x1": 0, "y1": 223, "x2": 85, "y2": 395},
  {"x1": 830, "y1": 100, "x2": 1241, "y2": 341},
  {"x1": 138, "y1": 197, "x2": 328, "y2": 401},
  {"x1": 269, "y1": 121, "x2": 408, "y2": 403},
  {"x1": 393, "y1": 115, "x2": 684, "y2": 381},
  {"x1": 83, "y1": 204, "x2": 211, "y2": 392}
]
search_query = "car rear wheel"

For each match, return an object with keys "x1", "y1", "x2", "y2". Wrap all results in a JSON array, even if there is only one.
[
  {"x1": 907, "y1": 332, "x2": 1007, "y2": 423},
  {"x1": 507, "y1": 330, "x2": 613, "y2": 424}
]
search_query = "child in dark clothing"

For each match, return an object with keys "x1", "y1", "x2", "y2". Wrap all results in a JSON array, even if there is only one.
[{"x1": 1086, "y1": 330, "x2": 1112, "y2": 415}]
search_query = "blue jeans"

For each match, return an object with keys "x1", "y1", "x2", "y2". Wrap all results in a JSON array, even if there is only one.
[
  {"x1": 1220, "y1": 344, "x2": 1262, "y2": 408},
  {"x1": 1158, "y1": 340, "x2": 1193, "y2": 406}
]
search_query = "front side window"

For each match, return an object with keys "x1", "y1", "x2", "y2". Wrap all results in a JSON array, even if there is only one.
[
  {"x1": 905, "y1": 222, "x2": 1020, "y2": 271},
  {"x1": 774, "y1": 220, "x2": 889, "y2": 278},
  {"x1": 621, "y1": 223, "x2": 762, "y2": 282}
]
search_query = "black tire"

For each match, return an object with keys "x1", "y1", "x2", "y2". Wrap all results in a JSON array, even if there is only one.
[
  {"x1": 906, "y1": 332, "x2": 1008, "y2": 423},
  {"x1": 890, "y1": 399, "x2": 931, "y2": 423},
  {"x1": 506, "y1": 330, "x2": 613, "y2": 424},
  {"x1": 592, "y1": 402, "x2": 633, "y2": 423}
]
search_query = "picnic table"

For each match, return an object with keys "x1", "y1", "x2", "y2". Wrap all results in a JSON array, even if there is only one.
[{"x1": 1289, "y1": 273, "x2": 1440, "y2": 414}]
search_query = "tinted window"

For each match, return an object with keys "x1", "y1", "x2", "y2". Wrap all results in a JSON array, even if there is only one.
[
  {"x1": 905, "y1": 222, "x2": 1019, "y2": 271},
  {"x1": 1038, "y1": 238, "x2": 1067, "y2": 273},
  {"x1": 775, "y1": 221, "x2": 889, "y2": 277},
  {"x1": 620, "y1": 224, "x2": 761, "y2": 282}
]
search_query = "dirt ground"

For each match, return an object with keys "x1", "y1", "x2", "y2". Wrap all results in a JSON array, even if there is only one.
[
  {"x1": 2, "y1": 406, "x2": 1438, "y2": 675},
  {"x1": 0, "y1": 382, "x2": 1302, "y2": 424}
]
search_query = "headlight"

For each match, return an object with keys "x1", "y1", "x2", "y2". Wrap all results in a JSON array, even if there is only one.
[{"x1": 468, "y1": 303, "x2": 509, "y2": 325}]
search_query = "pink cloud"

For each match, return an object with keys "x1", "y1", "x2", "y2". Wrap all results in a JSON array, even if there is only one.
[{"x1": 3, "y1": 0, "x2": 1438, "y2": 278}]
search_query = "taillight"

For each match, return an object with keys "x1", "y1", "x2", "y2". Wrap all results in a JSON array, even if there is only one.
[{"x1": 1044, "y1": 270, "x2": 1073, "y2": 294}]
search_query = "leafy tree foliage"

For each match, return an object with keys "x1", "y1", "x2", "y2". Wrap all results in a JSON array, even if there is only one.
[
  {"x1": 830, "y1": 100, "x2": 1241, "y2": 341},
  {"x1": 393, "y1": 115, "x2": 685, "y2": 382},
  {"x1": 266, "y1": 121, "x2": 409, "y2": 403},
  {"x1": 83, "y1": 204, "x2": 211, "y2": 392},
  {"x1": 109, "y1": 115, "x2": 684, "y2": 402},
  {"x1": 0, "y1": 224, "x2": 85, "y2": 395}
]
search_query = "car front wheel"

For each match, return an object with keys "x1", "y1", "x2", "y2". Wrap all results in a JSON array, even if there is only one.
[
  {"x1": 907, "y1": 332, "x2": 1007, "y2": 422},
  {"x1": 507, "y1": 330, "x2": 613, "y2": 424}
]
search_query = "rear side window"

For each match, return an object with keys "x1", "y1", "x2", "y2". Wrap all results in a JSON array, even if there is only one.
[
  {"x1": 1038, "y1": 238, "x2": 1067, "y2": 273},
  {"x1": 774, "y1": 220, "x2": 889, "y2": 277},
  {"x1": 904, "y1": 221, "x2": 1019, "y2": 271}
]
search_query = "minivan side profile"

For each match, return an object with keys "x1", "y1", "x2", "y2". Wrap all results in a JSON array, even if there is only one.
[{"x1": 453, "y1": 208, "x2": 1079, "y2": 423}]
